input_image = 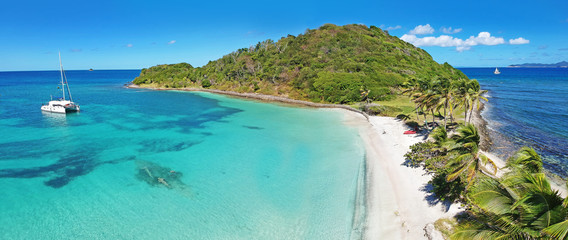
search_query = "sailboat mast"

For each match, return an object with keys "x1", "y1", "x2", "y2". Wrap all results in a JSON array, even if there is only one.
[
  {"x1": 64, "y1": 70, "x2": 74, "y2": 102},
  {"x1": 59, "y1": 52, "x2": 66, "y2": 101}
]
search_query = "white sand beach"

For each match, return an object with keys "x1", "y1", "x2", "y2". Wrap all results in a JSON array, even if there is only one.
[
  {"x1": 340, "y1": 109, "x2": 567, "y2": 240},
  {"x1": 339, "y1": 111, "x2": 463, "y2": 240}
]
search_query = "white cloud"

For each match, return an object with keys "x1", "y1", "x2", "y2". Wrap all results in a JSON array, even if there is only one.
[
  {"x1": 401, "y1": 32, "x2": 507, "y2": 52},
  {"x1": 168, "y1": 40, "x2": 176, "y2": 45},
  {"x1": 509, "y1": 37, "x2": 530, "y2": 45},
  {"x1": 409, "y1": 24, "x2": 434, "y2": 35},
  {"x1": 466, "y1": 32, "x2": 505, "y2": 46},
  {"x1": 126, "y1": 43, "x2": 133, "y2": 48},
  {"x1": 385, "y1": 25, "x2": 402, "y2": 31},
  {"x1": 440, "y1": 27, "x2": 462, "y2": 34}
]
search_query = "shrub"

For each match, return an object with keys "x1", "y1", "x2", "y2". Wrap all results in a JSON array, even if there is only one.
[
  {"x1": 429, "y1": 168, "x2": 465, "y2": 202},
  {"x1": 201, "y1": 79, "x2": 211, "y2": 88}
]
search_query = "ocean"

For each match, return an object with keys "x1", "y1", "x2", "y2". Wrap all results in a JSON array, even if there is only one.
[
  {"x1": 459, "y1": 68, "x2": 568, "y2": 178},
  {"x1": 0, "y1": 70, "x2": 366, "y2": 239}
]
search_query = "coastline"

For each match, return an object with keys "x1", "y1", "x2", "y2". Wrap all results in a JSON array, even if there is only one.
[
  {"x1": 127, "y1": 84, "x2": 369, "y2": 119},
  {"x1": 356, "y1": 114, "x2": 463, "y2": 239},
  {"x1": 128, "y1": 84, "x2": 462, "y2": 239},
  {"x1": 472, "y1": 101, "x2": 567, "y2": 197}
]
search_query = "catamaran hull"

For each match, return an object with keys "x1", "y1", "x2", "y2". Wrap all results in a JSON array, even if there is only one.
[{"x1": 41, "y1": 104, "x2": 80, "y2": 114}]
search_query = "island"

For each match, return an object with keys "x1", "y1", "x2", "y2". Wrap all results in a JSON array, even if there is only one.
[
  {"x1": 509, "y1": 61, "x2": 568, "y2": 68},
  {"x1": 133, "y1": 23, "x2": 468, "y2": 104}
]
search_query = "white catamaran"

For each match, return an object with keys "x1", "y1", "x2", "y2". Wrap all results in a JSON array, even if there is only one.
[
  {"x1": 494, "y1": 67, "x2": 501, "y2": 74},
  {"x1": 41, "y1": 52, "x2": 80, "y2": 114}
]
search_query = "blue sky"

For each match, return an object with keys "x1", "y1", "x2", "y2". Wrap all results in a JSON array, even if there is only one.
[{"x1": 1, "y1": 0, "x2": 567, "y2": 71}]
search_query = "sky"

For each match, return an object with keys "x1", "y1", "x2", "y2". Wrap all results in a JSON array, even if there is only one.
[{"x1": 1, "y1": 0, "x2": 567, "y2": 71}]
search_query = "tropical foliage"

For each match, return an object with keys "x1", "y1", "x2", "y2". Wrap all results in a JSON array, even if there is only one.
[
  {"x1": 405, "y1": 124, "x2": 568, "y2": 239},
  {"x1": 452, "y1": 163, "x2": 567, "y2": 239},
  {"x1": 133, "y1": 24, "x2": 467, "y2": 104},
  {"x1": 400, "y1": 76, "x2": 486, "y2": 128}
]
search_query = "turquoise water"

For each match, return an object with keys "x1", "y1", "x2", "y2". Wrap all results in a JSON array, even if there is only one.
[
  {"x1": 460, "y1": 68, "x2": 568, "y2": 177},
  {"x1": 0, "y1": 71, "x2": 365, "y2": 239}
]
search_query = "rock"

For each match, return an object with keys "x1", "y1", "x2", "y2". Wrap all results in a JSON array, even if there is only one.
[{"x1": 424, "y1": 223, "x2": 445, "y2": 240}]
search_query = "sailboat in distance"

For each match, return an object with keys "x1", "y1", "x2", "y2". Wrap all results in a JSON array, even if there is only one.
[
  {"x1": 494, "y1": 67, "x2": 501, "y2": 74},
  {"x1": 41, "y1": 52, "x2": 80, "y2": 114}
]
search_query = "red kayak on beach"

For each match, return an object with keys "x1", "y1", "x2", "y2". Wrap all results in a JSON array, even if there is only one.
[{"x1": 404, "y1": 130, "x2": 416, "y2": 134}]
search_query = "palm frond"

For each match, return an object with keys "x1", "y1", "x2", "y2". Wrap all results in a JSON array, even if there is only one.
[{"x1": 543, "y1": 220, "x2": 568, "y2": 240}]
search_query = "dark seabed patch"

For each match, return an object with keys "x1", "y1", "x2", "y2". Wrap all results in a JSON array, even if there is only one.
[
  {"x1": 242, "y1": 125, "x2": 264, "y2": 130},
  {"x1": 138, "y1": 139, "x2": 202, "y2": 153},
  {"x1": 135, "y1": 160, "x2": 192, "y2": 196},
  {"x1": 0, "y1": 152, "x2": 136, "y2": 188},
  {"x1": 0, "y1": 138, "x2": 62, "y2": 161}
]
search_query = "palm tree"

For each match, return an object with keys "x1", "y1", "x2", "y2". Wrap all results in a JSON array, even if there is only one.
[
  {"x1": 403, "y1": 78, "x2": 436, "y2": 128},
  {"x1": 401, "y1": 78, "x2": 423, "y2": 122},
  {"x1": 451, "y1": 169, "x2": 568, "y2": 240},
  {"x1": 467, "y1": 80, "x2": 488, "y2": 123},
  {"x1": 454, "y1": 79, "x2": 473, "y2": 123},
  {"x1": 434, "y1": 77, "x2": 456, "y2": 129},
  {"x1": 507, "y1": 147, "x2": 543, "y2": 173},
  {"x1": 542, "y1": 180, "x2": 568, "y2": 239},
  {"x1": 414, "y1": 80, "x2": 440, "y2": 128},
  {"x1": 445, "y1": 124, "x2": 497, "y2": 188}
]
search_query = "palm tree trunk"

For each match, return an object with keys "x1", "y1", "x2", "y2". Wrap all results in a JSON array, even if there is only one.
[
  {"x1": 464, "y1": 103, "x2": 469, "y2": 123},
  {"x1": 443, "y1": 101, "x2": 448, "y2": 129},
  {"x1": 422, "y1": 107, "x2": 429, "y2": 130},
  {"x1": 468, "y1": 105, "x2": 474, "y2": 123},
  {"x1": 415, "y1": 104, "x2": 420, "y2": 122}
]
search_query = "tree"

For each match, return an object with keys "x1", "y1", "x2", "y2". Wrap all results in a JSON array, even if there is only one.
[
  {"x1": 434, "y1": 77, "x2": 456, "y2": 129},
  {"x1": 507, "y1": 147, "x2": 543, "y2": 174},
  {"x1": 445, "y1": 124, "x2": 497, "y2": 188},
  {"x1": 452, "y1": 169, "x2": 568, "y2": 240},
  {"x1": 467, "y1": 80, "x2": 488, "y2": 123},
  {"x1": 454, "y1": 79, "x2": 472, "y2": 123}
]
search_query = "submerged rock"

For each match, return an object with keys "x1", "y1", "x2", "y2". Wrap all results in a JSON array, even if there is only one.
[{"x1": 135, "y1": 160, "x2": 191, "y2": 196}]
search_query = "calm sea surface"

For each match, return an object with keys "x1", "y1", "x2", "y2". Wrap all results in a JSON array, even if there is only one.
[
  {"x1": 460, "y1": 68, "x2": 568, "y2": 177},
  {"x1": 0, "y1": 70, "x2": 366, "y2": 239}
]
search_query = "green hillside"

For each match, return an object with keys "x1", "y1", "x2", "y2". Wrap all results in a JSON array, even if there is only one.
[{"x1": 133, "y1": 24, "x2": 468, "y2": 104}]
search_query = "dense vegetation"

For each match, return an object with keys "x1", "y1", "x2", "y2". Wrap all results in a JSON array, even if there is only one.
[
  {"x1": 406, "y1": 124, "x2": 568, "y2": 239},
  {"x1": 401, "y1": 76, "x2": 567, "y2": 239},
  {"x1": 133, "y1": 24, "x2": 468, "y2": 104}
]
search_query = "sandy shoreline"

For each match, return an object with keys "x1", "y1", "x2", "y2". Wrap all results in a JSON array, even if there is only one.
[{"x1": 340, "y1": 111, "x2": 462, "y2": 239}]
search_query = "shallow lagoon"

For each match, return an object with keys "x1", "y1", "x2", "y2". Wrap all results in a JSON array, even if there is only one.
[{"x1": 0, "y1": 71, "x2": 365, "y2": 239}]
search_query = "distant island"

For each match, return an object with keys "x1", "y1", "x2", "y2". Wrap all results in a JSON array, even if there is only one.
[{"x1": 509, "y1": 61, "x2": 568, "y2": 68}]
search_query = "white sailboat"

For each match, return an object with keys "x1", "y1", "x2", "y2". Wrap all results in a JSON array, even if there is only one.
[
  {"x1": 494, "y1": 67, "x2": 501, "y2": 74},
  {"x1": 41, "y1": 52, "x2": 80, "y2": 114}
]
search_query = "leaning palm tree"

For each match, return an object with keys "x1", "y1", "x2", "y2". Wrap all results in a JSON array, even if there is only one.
[
  {"x1": 542, "y1": 180, "x2": 568, "y2": 240},
  {"x1": 452, "y1": 169, "x2": 568, "y2": 240},
  {"x1": 467, "y1": 80, "x2": 488, "y2": 123},
  {"x1": 401, "y1": 78, "x2": 423, "y2": 122},
  {"x1": 445, "y1": 124, "x2": 497, "y2": 188},
  {"x1": 507, "y1": 147, "x2": 543, "y2": 173}
]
